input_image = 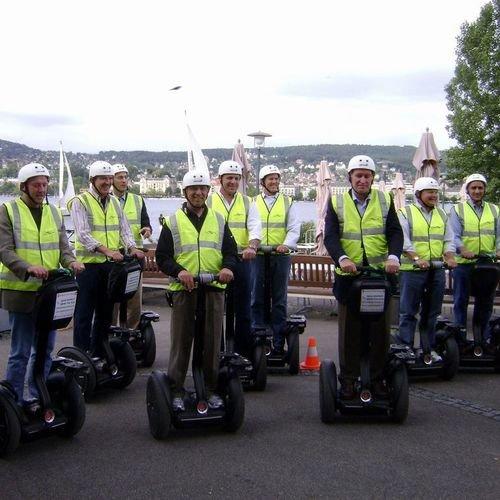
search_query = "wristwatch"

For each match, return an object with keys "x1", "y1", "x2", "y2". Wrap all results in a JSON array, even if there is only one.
[{"x1": 413, "y1": 255, "x2": 420, "y2": 262}]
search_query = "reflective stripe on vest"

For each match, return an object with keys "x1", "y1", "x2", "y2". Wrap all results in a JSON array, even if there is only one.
[
  {"x1": 254, "y1": 193, "x2": 291, "y2": 245},
  {"x1": 166, "y1": 208, "x2": 225, "y2": 291},
  {"x1": 400, "y1": 204, "x2": 447, "y2": 270},
  {"x1": 69, "y1": 191, "x2": 121, "y2": 263},
  {"x1": 0, "y1": 199, "x2": 61, "y2": 291},
  {"x1": 332, "y1": 189, "x2": 390, "y2": 275},
  {"x1": 121, "y1": 192, "x2": 143, "y2": 247},
  {"x1": 454, "y1": 201, "x2": 498, "y2": 264},
  {"x1": 207, "y1": 192, "x2": 249, "y2": 251}
]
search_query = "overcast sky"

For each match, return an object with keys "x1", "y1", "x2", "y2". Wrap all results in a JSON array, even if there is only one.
[{"x1": 0, "y1": 0, "x2": 489, "y2": 154}]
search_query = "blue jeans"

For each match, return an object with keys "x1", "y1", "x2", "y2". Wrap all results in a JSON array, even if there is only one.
[
  {"x1": 453, "y1": 264, "x2": 492, "y2": 341},
  {"x1": 226, "y1": 259, "x2": 253, "y2": 355},
  {"x1": 5, "y1": 311, "x2": 56, "y2": 404},
  {"x1": 251, "y1": 254, "x2": 291, "y2": 350},
  {"x1": 74, "y1": 262, "x2": 114, "y2": 352},
  {"x1": 398, "y1": 269, "x2": 445, "y2": 349}
]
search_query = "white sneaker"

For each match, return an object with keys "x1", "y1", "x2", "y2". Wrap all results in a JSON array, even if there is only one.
[
  {"x1": 172, "y1": 396, "x2": 185, "y2": 412},
  {"x1": 430, "y1": 350, "x2": 442, "y2": 363},
  {"x1": 208, "y1": 394, "x2": 224, "y2": 409}
]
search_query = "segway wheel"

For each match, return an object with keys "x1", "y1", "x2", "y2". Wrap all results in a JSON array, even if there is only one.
[
  {"x1": 287, "y1": 331, "x2": 300, "y2": 375},
  {"x1": 50, "y1": 377, "x2": 86, "y2": 437},
  {"x1": 440, "y1": 336, "x2": 459, "y2": 381},
  {"x1": 0, "y1": 397, "x2": 21, "y2": 457},
  {"x1": 389, "y1": 365, "x2": 409, "y2": 424},
  {"x1": 146, "y1": 371, "x2": 171, "y2": 440},
  {"x1": 140, "y1": 324, "x2": 156, "y2": 368},
  {"x1": 253, "y1": 345, "x2": 267, "y2": 391},
  {"x1": 57, "y1": 347, "x2": 97, "y2": 399},
  {"x1": 223, "y1": 377, "x2": 245, "y2": 432},
  {"x1": 110, "y1": 338, "x2": 137, "y2": 388},
  {"x1": 319, "y1": 359, "x2": 337, "y2": 424}
]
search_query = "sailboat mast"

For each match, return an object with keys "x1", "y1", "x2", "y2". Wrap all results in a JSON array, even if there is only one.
[{"x1": 58, "y1": 141, "x2": 65, "y2": 204}]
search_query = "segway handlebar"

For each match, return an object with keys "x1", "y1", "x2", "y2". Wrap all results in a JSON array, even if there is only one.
[
  {"x1": 45, "y1": 268, "x2": 74, "y2": 280},
  {"x1": 355, "y1": 266, "x2": 387, "y2": 276},
  {"x1": 412, "y1": 260, "x2": 450, "y2": 270},
  {"x1": 174, "y1": 273, "x2": 221, "y2": 285},
  {"x1": 257, "y1": 245, "x2": 293, "y2": 255}
]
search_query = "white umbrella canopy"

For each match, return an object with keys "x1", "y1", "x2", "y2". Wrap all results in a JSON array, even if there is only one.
[
  {"x1": 412, "y1": 128, "x2": 440, "y2": 180},
  {"x1": 231, "y1": 140, "x2": 252, "y2": 195},
  {"x1": 392, "y1": 172, "x2": 406, "y2": 210},
  {"x1": 459, "y1": 181, "x2": 468, "y2": 202},
  {"x1": 314, "y1": 160, "x2": 332, "y2": 256}
]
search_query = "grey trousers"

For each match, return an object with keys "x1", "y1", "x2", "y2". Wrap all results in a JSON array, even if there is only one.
[
  {"x1": 337, "y1": 302, "x2": 390, "y2": 382},
  {"x1": 168, "y1": 289, "x2": 224, "y2": 392}
]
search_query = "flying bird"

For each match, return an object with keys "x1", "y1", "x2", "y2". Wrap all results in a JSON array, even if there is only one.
[{"x1": 169, "y1": 85, "x2": 182, "y2": 91}]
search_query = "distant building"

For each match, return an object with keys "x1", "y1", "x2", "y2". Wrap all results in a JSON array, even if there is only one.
[
  {"x1": 139, "y1": 176, "x2": 171, "y2": 194},
  {"x1": 281, "y1": 184, "x2": 298, "y2": 197}
]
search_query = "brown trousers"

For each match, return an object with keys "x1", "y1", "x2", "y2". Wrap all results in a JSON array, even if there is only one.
[
  {"x1": 112, "y1": 276, "x2": 143, "y2": 330},
  {"x1": 337, "y1": 302, "x2": 390, "y2": 382},
  {"x1": 168, "y1": 289, "x2": 224, "y2": 392}
]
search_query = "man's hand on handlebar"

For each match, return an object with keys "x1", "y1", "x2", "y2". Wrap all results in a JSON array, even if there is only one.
[
  {"x1": 218, "y1": 268, "x2": 234, "y2": 284},
  {"x1": 140, "y1": 227, "x2": 152, "y2": 239},
  {"x1": 106, "y1": 250, "x2": 124, "y2": 262},
  {"x1": 178, "y1": 270, "x2": 195, "y2": 292},
  {"x1": 69, "y1": 261, "x2": 85, "y2": 275},
  {"x1": 242, "y1": 247, "x2": 257, "y2": 260},
  {"x1": 384, "y1": 259, "x2": 400, "y2": 274},
  {"x1": 27, "y1": 265, "x2": 49, "y2": 280},
  {"x1": 443, "y1": 253, "x2": 457, "y2": 269},
  {"x1": 129, "y1": 248, "x2": 145, "y2": 260},
  {"x1": 339, "y1": 258, "x2": 357, "y2": 274},
  {"x1": 275, "y1": 244, "x2": 289, "y2": 254},
  {"x1": 460, "y1": 248, "x2": 476, "y2": 260}
]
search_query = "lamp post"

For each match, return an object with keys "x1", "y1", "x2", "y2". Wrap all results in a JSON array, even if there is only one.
[
  {"x1": 247, "y1": 131, "x2": 272, "y2": 191},
  {"x1": 439, "y1": 173, "x2": 447, "y2": 209}
]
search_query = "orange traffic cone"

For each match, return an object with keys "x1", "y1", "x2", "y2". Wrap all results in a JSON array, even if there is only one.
[{"x1": 300, "y1": 337, "x2": 321, "y2": 371}]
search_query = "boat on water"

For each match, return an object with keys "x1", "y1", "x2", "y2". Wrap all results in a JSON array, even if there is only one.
[{"x1": 57, "y1": 141, "x2": 75, "y2": 216}]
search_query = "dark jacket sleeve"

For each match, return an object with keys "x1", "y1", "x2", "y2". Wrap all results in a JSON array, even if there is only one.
[
  {"x1": 323, "y1": 199, "x2": 346, "y2": 266},
  {"x1": 155, "y1": 225, "x2": 185, "y2": 278},
  {"x1": 140, "y1": 198, "x2": 152, "y2": 231},
  {"x1": 221, "y1": 223, "x2": 238, "y2": 272},
  {"x1": 385, "y1": 198, "x2": 404, "y2": 259}
]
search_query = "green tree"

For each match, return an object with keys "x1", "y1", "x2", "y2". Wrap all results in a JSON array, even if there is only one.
[
  {"x1": 445, "y1": 0, "x2": 500, "y2": 200},
  {"x1": 308, "y1": 188, "x2": 317, "y2": 200}
]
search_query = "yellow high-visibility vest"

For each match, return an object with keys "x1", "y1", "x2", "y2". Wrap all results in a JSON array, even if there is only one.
[
  {"x1": 0, "y1": 199, "x2": 61, "y2": 291},
  {"x1": 68, "y1": 191, "x2": 121, "y2": 263},
  {"x1": 331, "y1": 189, "x2": 390, "y2": 275},
  {"x1": 453, "y1": 201, "x2": 498, "y2": 264},
  {"x1": 207, "y1": 192, "x2": 249, "y2": 251},
  {"x1": 120, "y1": 192, "x2": 144, "y2": 248},
  {"x1": 400, "y1": 204, "x2": 447, "y2": 271},
  {"x1": 166, "y1": 208, "x2": 226, "y2": 291},
  {"x1": 254, "y1": 193, "x2": 292, "y2": 245}
]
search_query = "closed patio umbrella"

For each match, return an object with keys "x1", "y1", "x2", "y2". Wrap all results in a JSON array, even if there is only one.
[
  {"x1": 413, "y1": 128, "x2": 440, "y2": 180},
  {"x1": 392, "y1": 172, "x2": 406, "y2": 210},
  {"x1": 314, "y1": 160, "x2": 332, "y2": 256},
  {"x1": 231, "y1": 139, "x2": 252, "y2": 195}
]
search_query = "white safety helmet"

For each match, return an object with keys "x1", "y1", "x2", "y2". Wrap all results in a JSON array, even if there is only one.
[
  {"x1": 414, "y1": 176, "x2": 439, "y2": 195},
  {"x1": 347, "y1": 155, "x2": 376, "y2": 173},
  {"x1": 465, "y1": 173, "x2": 487, "y2": 189},
  {"x1": 112, "y1": 164, "x2": 129, "y2": 175},
  {"x1": 259, "y1": 164, "x2": 281, "y2": 181},
  {"x1": 18, "y1": 163, "x2": 50, "y2": 184},
  {"x1": 89, "y1": 161, "x2": 114, "y2": 179},
  {"x1": 182, "y1": 170, "x2": 211, "y2": 189},
  {"x1": 218, "y1": 160, "x2": 242, "y2": 177}
]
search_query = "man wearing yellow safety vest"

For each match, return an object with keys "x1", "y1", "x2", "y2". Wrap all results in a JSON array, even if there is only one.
[
  {"x1": 324, "y1": 155, "x2": 403, "y2": 399},
  {"x1": 156, "y1": 170, "x2": 238, "y2": 412},
  {"x1": 0, "y1": 163, "x2": 85, "y2": 406},
  {"x1": 252, "y1": 165, "x2": 300, "y2": 355},
  {"x1": 207, "y1": 160, "x2": 261, "y2": 357},
  {"x1": 397, "y1": 177, "x2": 457, "y2": 361},
  {"x1": 68, "y1": 161, "x2": 144, "y2": 352},
  {"x1": 449, "y1": 173, "x2": 499, "y2": 342},
  {"x1": 111, "y1": 164, "x2": 152, "y2": 329}
]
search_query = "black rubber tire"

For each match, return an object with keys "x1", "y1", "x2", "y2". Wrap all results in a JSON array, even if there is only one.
[
  {"x1": 53, "y1": 378, "x2": 86, "y2": 437},
  {"x1": 440, "y1": 336, "x2": 459, "y2": 381},
  {"x1": 110, "y1": 338, "x2": 137, "y2": 388},
  {"x1": 0, "y1": 397, "x2": 21, "y2": 457},
  {"x1": 223, "y1": 377, "x2": 245, "y2": 432},
  {"x1": 57, "y1": 347, "x2": 97, "y2": 399},
  {"x1": 389, "y1": 365, "x2": 409, "y2": 424},
  {"x1": 253, "y1": 345, "x2": 267, "y2": 391},
  {"x1": 287, "y1": 331, "x2": 300, "y2": 375},
  {"x1": 146, "y1": 371, "x2": 171, "y2": 440},
  {"x1": 319, "y1": 359, "x2": 337, "y2": 424},
  {"x1": 140, "y1": 324, "x2": 156, "y2": 368}
]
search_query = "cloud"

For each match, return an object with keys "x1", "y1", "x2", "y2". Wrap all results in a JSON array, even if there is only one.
[
  {"x1": 279, "y1": 70, "x2": 453, "y2": 103},
  {"x1": 0, "y1": 111, "x2": 80, "y2": 127}
]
